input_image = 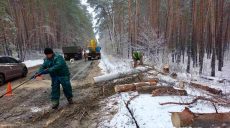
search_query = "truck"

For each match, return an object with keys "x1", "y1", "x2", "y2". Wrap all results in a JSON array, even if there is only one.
[
  {"x1": 87, "y1": 39, "x2": 101, "y2": 60},
  {"x1": 62, "y1": 46, "x2": 82, "y2": 61}
]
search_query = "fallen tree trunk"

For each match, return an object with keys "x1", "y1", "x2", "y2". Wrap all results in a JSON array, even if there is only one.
[
  {"x1": 114, "y1": 81, "x2": 158, "y2": 93},
  {"x1": 141, "y1": 74, "x2": 159, "y2": 82},
  {"x1": 190, "y1": 81, "x2": 222, "y2": 95},
  {"x1": 94, "y1": 67, "x2": 152, "y2": 83},
  {"x1": 171, "y1": 107, "x2": 230, "y2": 127},
  {"x1": 157, "y1": 74, "x2": 178, "y2": 86},
  {"x1": 200, "y1": 75, "x2": 230, "y2": 83},
  {"x1": 152, "y1": 86, "x2": 187, "y2": 96}
]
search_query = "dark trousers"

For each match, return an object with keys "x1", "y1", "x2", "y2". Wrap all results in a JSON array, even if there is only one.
[{"x1": 51, "y1": 76, "x2": 73, "y2": 101}]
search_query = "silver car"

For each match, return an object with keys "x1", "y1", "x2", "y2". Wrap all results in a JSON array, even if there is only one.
[{"x1": 0, "y1": 56, "x2": 28, "y2": 85}]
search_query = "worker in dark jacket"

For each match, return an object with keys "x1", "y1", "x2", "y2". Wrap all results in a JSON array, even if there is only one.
[{"x1": 35, "y1": 48, "x2": 73, "y2": 109}]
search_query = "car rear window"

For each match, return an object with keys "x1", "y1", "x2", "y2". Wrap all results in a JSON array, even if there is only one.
[
  {"x1": 5, "y1": 57, "x2": 18, "y2": 63},
  {"x1": 0, "y1": 57, "x2": 7, "y2": 63},
  {"x1": 0, "y1": 57, "x2": 18, "y2": 63}
]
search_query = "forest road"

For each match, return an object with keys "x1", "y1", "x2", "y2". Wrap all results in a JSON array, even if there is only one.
[{"x1": 0, "y1": 60, "x2": 109, "y2": 128}]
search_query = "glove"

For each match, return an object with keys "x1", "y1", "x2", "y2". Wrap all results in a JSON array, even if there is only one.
[
  {"x1": 30, "y1": 70, "x2": 48, "y2": 79},
  {"x1": 30, "y1": 72, "x2": 40, "y2": 79}
]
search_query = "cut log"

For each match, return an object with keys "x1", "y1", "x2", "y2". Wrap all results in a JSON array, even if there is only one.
[
  {"x1": 171, "y1": 107, "x2": 194, "y2": 127},
  {"x1": 114, "y1": 84, "x2": 136, "y2": 92},
  {"x1": 157, "y1": 74, "x2": 178, "y2": 86},
  {"x1": 141, "y1": 74, "x2": 159, "y2": 82},
  {"x1": 190, "y1": 81, "x2": 222, "y2": 95},
  {"x1": 114, "y1": 81, "x2": 157, "y2": 93},
  {"x1": 170, "y1": 72, "x2": 177, "y2": 79},
  {"x1": 163, "y1": 64, "x2": 169, "y2": 74},
  {"x1": 152, "y1": 86, "x2": 187, "y2": 96},
  {"x1": 146, "y1": 70, "x2": 159, "y2": 76},
  {"x1": 176, "y1": 81, "x2": 185, "y2": 89},
  {"x1": 94, "y1": 67, "x2": 152, "y2": 83},
  {"x1": 171, "y1": 107, "x2": 230, "y2": 127},
  {"x1": 136, "y1": 86, "x2": 158, "y2": 93}
]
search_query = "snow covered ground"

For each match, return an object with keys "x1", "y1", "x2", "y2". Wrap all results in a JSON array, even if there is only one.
[
  {"x1": 98, "y1": 53, "x2": 230, "y2": 128},
  {"x1": 109, "y1": 93, "x2": 230, "y2": 128},
  {"x1": 23, "y1": 59, "x2": 43, "y2": 68},
  {"x1": 99, "y1": 52, "x2": 133, "y2": 74}
]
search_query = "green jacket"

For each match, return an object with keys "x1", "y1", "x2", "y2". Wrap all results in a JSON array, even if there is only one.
[
  {"x1": 133, "y1": 51, "x2": 142, "y2": 60},
  {"x1": 39, "y1": 54, "x2": 70, "y2": 77}
]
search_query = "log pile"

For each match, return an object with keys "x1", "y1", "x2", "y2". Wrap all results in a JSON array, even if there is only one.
[
  {"x1": 171, "y1": 107, "x2": 230, "y2": 127},
  {"x1": 114, "y1": 81, "x2": 158, "y2": 93},
  {"x1": 109, "y1": 64, "x2": 230, "y2": 127},
  {"x1": 109, "y1": 64, "x2": 228, "y2": 127},
  {"x1": 114, "y1": 80, "x2": 188, "y2": 96}
]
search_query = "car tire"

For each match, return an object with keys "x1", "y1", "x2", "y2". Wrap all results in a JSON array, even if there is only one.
[
  {"x1": 0, "y1": 74, "x2": 5, "y2": 86},
  {"x1": 22, "y1": 67, "x2": 28, "y2": 77}
]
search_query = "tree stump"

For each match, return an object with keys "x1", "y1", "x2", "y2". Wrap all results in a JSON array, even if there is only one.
[
  {"x1": 171, "y1": 107, "x2": 230, "y2": 127},
  {"x1": 163, "y1": 64, "x2": 170, "y2": 74}
]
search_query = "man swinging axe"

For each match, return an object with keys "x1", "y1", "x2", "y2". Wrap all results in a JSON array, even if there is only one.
[{"x1": 32, "y1": 48, "x2": 73, "y2": 109}]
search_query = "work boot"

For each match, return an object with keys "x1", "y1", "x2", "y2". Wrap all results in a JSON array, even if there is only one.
[
  {"x1": 51, "y1": 100, "x2": 59, "y2": 109},
  {"x1": 67, "y1": 98, "x2": 73, "y2": 104}
]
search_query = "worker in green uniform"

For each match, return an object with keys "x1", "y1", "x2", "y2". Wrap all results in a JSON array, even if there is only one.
[
  {"x1": 133, "y1": 51, "x2": 143, "y2": 67},
  {"x1": 34, "y1": 48, "x2": 73, "y2": 109}
]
